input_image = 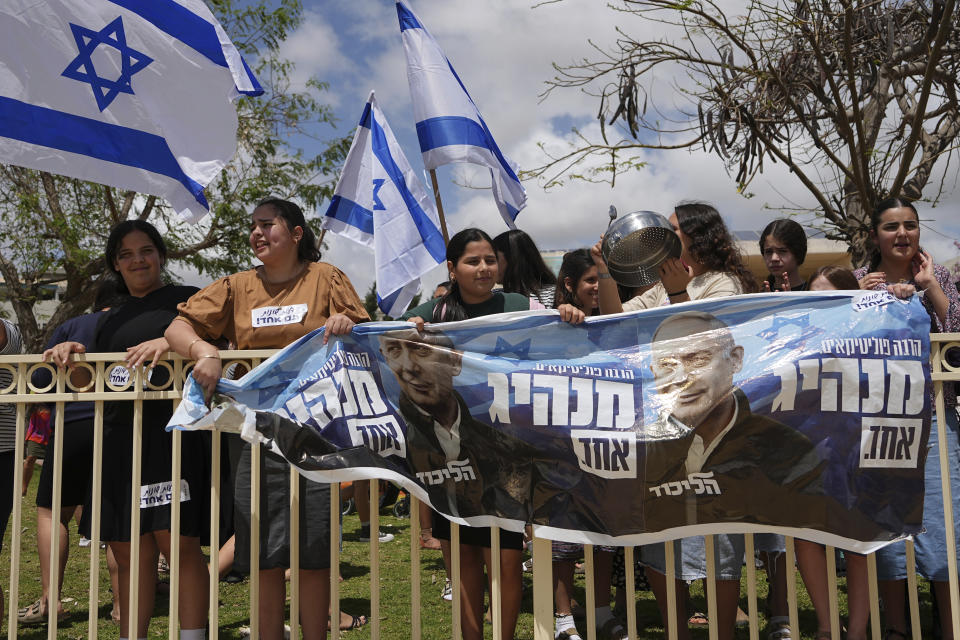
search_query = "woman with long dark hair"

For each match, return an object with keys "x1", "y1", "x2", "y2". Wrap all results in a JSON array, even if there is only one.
[
  {"x1": 594, "y1": 202, "x2": 758, "y2": 314},
  {"x1": 403, "y1": 227, "x2": 583, "y2": 640},
  {"x1": 492, "y1": 229, "x2": 557, "y2": 306},
  {"x1": 854, "y1": 196, "x2": 960, "y2": 640},
  {"x1": 166, "y1": 198, "x2": 370, "y2": 640}
]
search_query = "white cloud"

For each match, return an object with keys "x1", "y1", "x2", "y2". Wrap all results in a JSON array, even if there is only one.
[
  {"x1": 294, "y1": 0, "x2": 960, "y2": 296},
  {"x1": 277, "y1": 11, "x2": 354, "y2": 107}
]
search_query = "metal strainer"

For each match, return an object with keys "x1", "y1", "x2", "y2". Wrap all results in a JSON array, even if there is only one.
[{"x1": 601, "y1": 210, "x2": 681, "y2": 287}]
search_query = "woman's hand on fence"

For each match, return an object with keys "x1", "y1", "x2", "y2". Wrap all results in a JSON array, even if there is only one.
[
  {"x1": 43, "y1": 341, "x2": 86, "y2": 369},
  {"x1": 125, "y1": 337, "x2": 169, "y2": 371}
]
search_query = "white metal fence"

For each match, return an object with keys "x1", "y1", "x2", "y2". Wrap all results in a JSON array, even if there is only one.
[{"x1": 1, "y1": 333, "x2": 958, "y2": 639}]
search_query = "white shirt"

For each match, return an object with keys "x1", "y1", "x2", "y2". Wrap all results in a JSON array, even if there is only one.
[
  {"x1": 433, "y1": 403, "x2": 462, "y2": 463},
  {"x1": 623, "y1": 271, "x2": 744, "y2": 311},
  {"x1": 685, "y1": 400, "x2": 739, "y2": 475}
]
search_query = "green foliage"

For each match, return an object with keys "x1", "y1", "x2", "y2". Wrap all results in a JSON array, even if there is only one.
[
  {"x1": 0, "y1": 0, "x2": 351, "y2": 350},
  {"x1": 363, "y1": 282, "x2": 380, "y2": 321},
  {"x1": 362, "y1": 282, "x2": 422, "y2": 321}
]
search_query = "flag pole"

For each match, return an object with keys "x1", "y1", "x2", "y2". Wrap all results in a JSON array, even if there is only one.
[{"x1": 429, "y1": 169, "x2": 450, "y2": 245}]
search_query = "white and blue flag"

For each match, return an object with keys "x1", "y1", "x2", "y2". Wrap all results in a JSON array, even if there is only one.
[
  {"x1": 322, "y1": 92, "x2": 445, "y2": 318},
  {"x1": 0, "y1": 0, "x2": 262, "y2": 223},
  {"x1": 397, "y1": 1, "x2": 526, "y2": 228}
]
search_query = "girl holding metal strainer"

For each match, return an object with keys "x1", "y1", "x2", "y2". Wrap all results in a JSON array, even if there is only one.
[
  {"x1": 592, "y1": 202, "x2": 757, "y2": 313},
  {"x1": 591, "y1": 202, "x2": 758, "y2": 640}
]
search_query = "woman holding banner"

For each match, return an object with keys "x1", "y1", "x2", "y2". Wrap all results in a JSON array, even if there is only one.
[
  {"x1": 165, "y1": 198, "x2": 369, "y2": 640},
  {"x1": 551, "y1": 248, "x2": 624, "y2": 640},
  {"x1": 403, "y1": 227, "x2": 584, "y2": 640},
  {"x1": 855, "y1": 197, "x2": 960, "y2": 640}
]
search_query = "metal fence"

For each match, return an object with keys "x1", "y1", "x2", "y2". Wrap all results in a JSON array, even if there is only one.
[{"x1": 1, "y1": 332, "x2": 958, "y2": 639}]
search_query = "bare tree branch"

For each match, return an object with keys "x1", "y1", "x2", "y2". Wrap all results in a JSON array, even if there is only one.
[{"x1": 534, "y1": 0, "x2": 960, "y2": 264}]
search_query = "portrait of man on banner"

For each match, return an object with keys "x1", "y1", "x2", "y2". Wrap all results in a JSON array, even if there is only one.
[
  {"x1": 378, "y1": 328, "x2": 534, "y2": 522},
  {"x1": 642, "y1": 311, "x2": 828, "y2": 530}
]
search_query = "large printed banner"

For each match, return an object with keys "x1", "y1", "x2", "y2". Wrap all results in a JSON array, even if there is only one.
[{"x1": 169, "y1": 291, "x2": 932, "y2": 552}]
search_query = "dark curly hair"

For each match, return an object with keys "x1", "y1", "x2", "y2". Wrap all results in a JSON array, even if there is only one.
[{"x1": 675, "y1": 202, "x2": 758, "y2": 293}]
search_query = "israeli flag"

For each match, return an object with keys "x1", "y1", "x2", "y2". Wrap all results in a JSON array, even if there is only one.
[
  {"x1": 397, "y1": 0, "x2": 526, "y2": 228},
  {"x1": 322, "y1": 92, "x2": 445, "y2": 318},
  {"x1": 0, "y1": 0, "x2": 262, "y2": 224}
]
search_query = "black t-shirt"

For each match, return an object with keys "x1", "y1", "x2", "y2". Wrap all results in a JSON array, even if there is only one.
[{"x1": 96, "y1": 284, "x2": 198, "y2": 428}]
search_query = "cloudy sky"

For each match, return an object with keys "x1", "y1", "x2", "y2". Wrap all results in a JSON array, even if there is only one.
[{"x1": 274, "y1": 0, "x2": 960, "y2": 295}]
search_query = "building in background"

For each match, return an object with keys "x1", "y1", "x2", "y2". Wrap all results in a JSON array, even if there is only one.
[
  {"x1": 0, "y1": 273, "x2": 65, "y2": 326},
  {"x1": 540, "y1": 229, "x2": 850, "y2": 285}
]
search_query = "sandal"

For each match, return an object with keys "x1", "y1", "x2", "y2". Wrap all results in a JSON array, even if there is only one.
[
  {"x1": 557, "y1": 628, "x2": 583, "y2": 640},
  {"x1": 17, "y1": 598, "x2": 68, "y2": 625},
  {"x1": 688, "y1": 611, "x2": 708, "y2": 627},
  {"x1": 337, "y1": 613, "x2": 368, "y2": 631}
]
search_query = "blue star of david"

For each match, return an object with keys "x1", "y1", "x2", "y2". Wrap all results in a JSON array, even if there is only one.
[
  {"x1": 484, "y1": 336, "x2": 532, "y2": 360},
  {"x1": 62, "y1": 16, "x2": 153, "y2": 112},
  {"x1": 757, "y1": 314, "x2": 812, "y2": 341},
  {"x1": 372, "y1": 179, "x2": 387, "y2": 210}
]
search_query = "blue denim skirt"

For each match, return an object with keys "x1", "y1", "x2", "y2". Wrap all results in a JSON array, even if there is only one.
[{"x1": 876, "y1": 408, "x2": 960, "y2": 582}]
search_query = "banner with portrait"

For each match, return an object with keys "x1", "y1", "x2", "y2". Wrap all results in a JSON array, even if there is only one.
[{"x1": 169, "y1": 291, "x2": 932, "y2": 552}]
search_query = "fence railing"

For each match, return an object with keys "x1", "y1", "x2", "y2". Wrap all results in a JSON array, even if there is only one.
[{"x1": 1, "y1": 333, "x2": 958, "y2": 639}]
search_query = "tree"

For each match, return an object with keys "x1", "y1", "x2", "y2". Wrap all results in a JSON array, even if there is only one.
[
  {"x1": 0, "y1": 0, "x2": 351, "y2": 350},
  {"x1": 362, "y1": 282, "x2": 421, "y2": 322},
  {"x1": 530, "y1": 0, "x2": 959, "y2": 263}
]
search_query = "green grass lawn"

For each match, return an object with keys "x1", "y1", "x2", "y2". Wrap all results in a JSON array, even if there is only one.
[{"x1": 1, "y1": 471, "x2": 938, "y2": 639}]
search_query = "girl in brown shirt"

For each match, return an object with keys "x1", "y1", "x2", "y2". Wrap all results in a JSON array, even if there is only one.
[{"x1": 166, "y1": 198, "x2": 368, "y2": 640}]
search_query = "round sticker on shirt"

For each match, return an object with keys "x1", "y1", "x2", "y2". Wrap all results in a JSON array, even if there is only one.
[{"x1": 251, "y1": 304, "x2": 308, "y2": 328}]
